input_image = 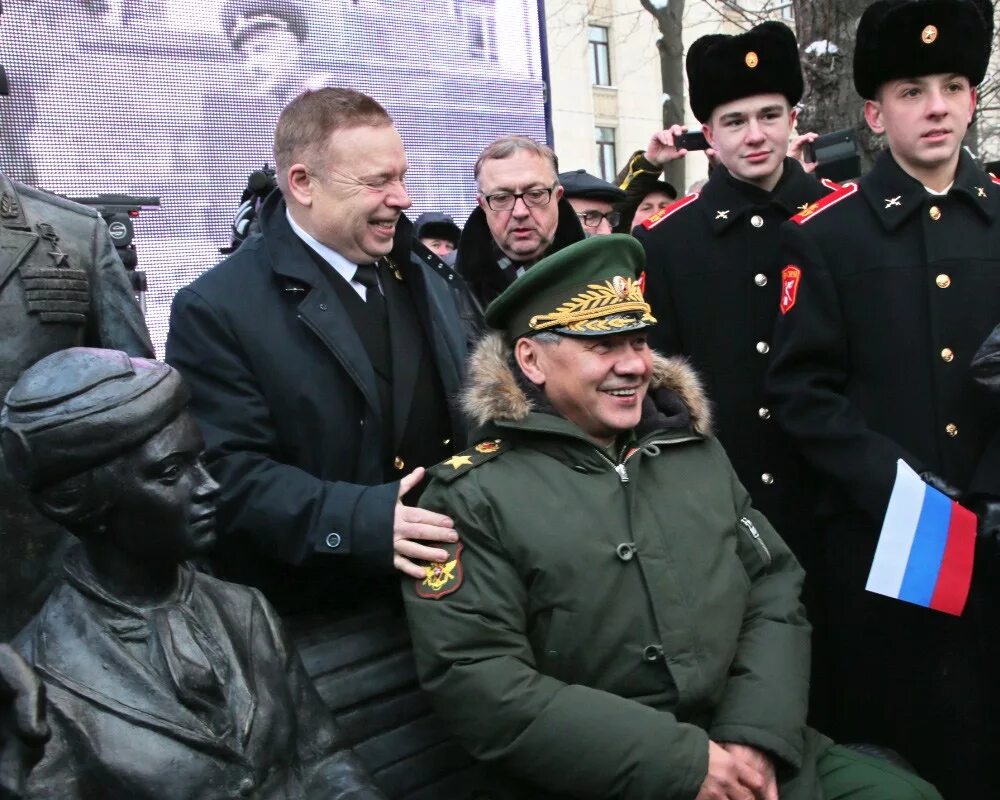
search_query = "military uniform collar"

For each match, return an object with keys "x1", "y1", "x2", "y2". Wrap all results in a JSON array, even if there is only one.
[
  {"x1": 700, "y1": 158, "x2": 810, "y2": 233},
  {"x1": 0, "y1": 172, "x2": 29, "y2": 229},
  {"x1": 860, "y1": 150, "x2": 995, "y2": 231}
]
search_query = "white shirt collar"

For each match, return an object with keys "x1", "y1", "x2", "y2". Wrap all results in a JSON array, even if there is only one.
[
  {"x1": 285, "y1": 208, "x2": 368, "y2": 299},
  {"x1": 924, "y1": 182, "x2": 954, "y2": 196}
]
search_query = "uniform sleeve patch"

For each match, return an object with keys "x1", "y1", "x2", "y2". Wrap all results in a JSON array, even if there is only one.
[
  {"x1": 780, "y1": 265, "x2": 802, "y2": 314},
  {"x1": 415, "y1": 543, "x2": 464, "y2": 599}
]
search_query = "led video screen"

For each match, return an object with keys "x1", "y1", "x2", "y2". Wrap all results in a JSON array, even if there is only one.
[{"x1": 0, "y1": 0, "x2": 547, "y2": 352}]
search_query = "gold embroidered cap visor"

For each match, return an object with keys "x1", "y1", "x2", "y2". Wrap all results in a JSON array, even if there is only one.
[{"x1": 484, "y1": 234, "x2": 657, "y2": 343}]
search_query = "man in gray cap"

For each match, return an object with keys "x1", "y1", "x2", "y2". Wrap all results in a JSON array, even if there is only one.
[
  {"x1": 413, "y1": 211, "x2": 461, "y2": 262},
  {"x1": 0, "y1": 348, "x2": 384, "y2": 800},
  {"x1": 559, "y1": 168, "x2": 625, "y2": 236}
]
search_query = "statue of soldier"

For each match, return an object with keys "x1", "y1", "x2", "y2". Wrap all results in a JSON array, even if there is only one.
[
  {"x1": 0, "y1": 347, "x2": 385, "y2": 800},
  {"x1": 0, "y1": 170, "x2": 153, "y2": 639}
]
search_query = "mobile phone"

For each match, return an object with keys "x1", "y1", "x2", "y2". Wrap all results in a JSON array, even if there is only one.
[
  {"x1": 802, "y1": 128, "x2": 859, "y2": 181},
  {"x1": 675, "y1": 131, "x2": 709, "y2": 151}
]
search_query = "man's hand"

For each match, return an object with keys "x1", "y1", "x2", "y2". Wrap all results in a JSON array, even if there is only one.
[
  {"x1": 787, "y1": 132, "x2": 819, "y2": 174},
  {"x1": 392, "y1": 467, "x2": 458, "y2": 579},
  {"x1": 919, "y1": 470, "x2": 962, "y2": 500},
  {"x1": 645, "y1": 125, "x2": 692, "y2": 168},
  {"x1": 721, "y1": 743, "x2": 778, "y2": 800},
  {"x1": 695, "y1": 741, "x2": 766, "y2": 800},
  {"x1": 0, "y1": 645, "x2": 49, "y2": 800}
]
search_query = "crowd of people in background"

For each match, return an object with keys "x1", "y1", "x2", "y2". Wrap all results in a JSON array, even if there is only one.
[{"x1": 2, "y1": 1, "x2": 1000, "y2": 799}]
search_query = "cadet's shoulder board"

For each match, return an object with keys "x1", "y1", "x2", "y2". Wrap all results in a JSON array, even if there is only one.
[
  {"x1": 791, "y1": 181, "x2": 859, "y2": 225},
  {"x1": 642, "y1": 192, "x2": 700, "y2": 230},
  {"x1": 428, "y1": 439, "x2": 508, "y2": 483},
  {"x1": 414, "y1": 542, "x2": 464, "y2": 600},
  {"x1": 820, "y1": 177, "x2": 843, "y2": 192},
  {"x1": 989, "y1": 172, "x2": 1000, "y2": 186}
]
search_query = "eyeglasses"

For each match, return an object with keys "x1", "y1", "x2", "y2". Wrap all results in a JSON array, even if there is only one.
[
  {"x1": 576, "y1": 210, "x2": 621, "y2": 229},
  {"x1": 481, "y1": 186, "x2": 556, "y2": 211}
]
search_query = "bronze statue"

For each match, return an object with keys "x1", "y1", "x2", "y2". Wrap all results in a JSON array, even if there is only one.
[
  {"x1": 0, "y1": 348, "x2": 385, "y2": 799},
  {"x1": 0, "y1": 171, "x2": 154, "y2": 638}
]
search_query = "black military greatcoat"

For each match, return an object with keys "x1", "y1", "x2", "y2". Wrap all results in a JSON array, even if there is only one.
[
  {"x1": 767, "y1": 150, "x2": 1000, "y2": 797},
  {"x1": 634, "y1": 159, "x2": 833, "y2": 559}
]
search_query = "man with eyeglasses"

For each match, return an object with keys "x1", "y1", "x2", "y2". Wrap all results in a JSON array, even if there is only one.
[
  {"x1": 632, "y1": 23, "x2": 834, "y2": 675},
  {"x1": 558, "y1": 168, "x2": 626, "y2": 237},
  {"x1": 166, "y1": 88, "x2": 477, "y2": 798},
  {"x1": 456, "y1": 136, "x2": 584, "y2": 308}
]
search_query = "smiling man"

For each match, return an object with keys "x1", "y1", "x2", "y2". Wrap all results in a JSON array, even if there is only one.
[
  {"x1": 631, "y1": 22, "x2": 834, "y2": 667},
  {"x1": 403, "y1": 235, "x2": 941, "y2": 800},
  {"x1": 166, "y1": 88, "x2": 474, "y2": 797},
  {"x1": 455, "y1": 136, "x2": 584, "y2": 307},
  {"x1": 767, "y1": 1, "x2": 1000, "y2": 795}
]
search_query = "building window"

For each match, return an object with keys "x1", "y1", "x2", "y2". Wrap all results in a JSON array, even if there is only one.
[
  {"x1": 596, "y1": 127, "x2": 617, "y2": 181},
  {"x1": 773, "y1": 2, "x2": 794, "y2": 20},
  {"x1": 588, "y1": 25, "x2": 611, "y2": 86}
]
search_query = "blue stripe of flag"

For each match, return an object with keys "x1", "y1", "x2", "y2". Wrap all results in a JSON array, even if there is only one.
[{"x1": 897, "y1": 487, "x2": 953, "y2": 607}]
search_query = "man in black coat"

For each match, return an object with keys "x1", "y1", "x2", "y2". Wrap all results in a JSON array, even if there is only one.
[
  {"x1": 633, "y1": 22, "x2": 834, "y2": 616},
  {"x1": 767, "y1": 1, "x2": 1000, "y2": 794},
  {"x1": 166, "y1": 88, "x2": 474, "y2": 799},
  {"x1": 456, "y1": 135, "x2": 584, "y2": 309}
]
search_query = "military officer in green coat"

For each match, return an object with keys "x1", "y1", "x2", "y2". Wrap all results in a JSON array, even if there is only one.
[{"x1": 402, "y1": 235, "x2": 941, "y2": 800}]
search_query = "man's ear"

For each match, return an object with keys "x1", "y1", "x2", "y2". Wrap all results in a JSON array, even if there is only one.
[
  {"x1": 553, "y1": 184, "x2": 564, "y2": 202},
  {"x1": 285, "y1": 163, "x2": 314, "y2": 208},
  {"x1": 788, "y1": 105, "x2": 799, "y2": 129},
  {"x1": 702, "y1": 122, "x2": 715, "y2": 150},
  {"x1": 476, "y1": 193, "x2": 488, "y2": 211},
  {"x1": 515, "y1": 338, "x2": 547, "y2": 386},
  {"x1": 863, "y1": 99, "x2": 885, "y2": 135}
]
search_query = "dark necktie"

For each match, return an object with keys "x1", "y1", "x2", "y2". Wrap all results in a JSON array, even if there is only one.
[{"x1": 355, "y1": 261, "x2": 387, "y2": 324}]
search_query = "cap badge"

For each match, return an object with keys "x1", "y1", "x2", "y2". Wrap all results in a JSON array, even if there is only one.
[
  {"x1": 612, "y1": 275, "x2": 629, "y2": 299},
  {"x1": 921, "y1": 25, "x2": 938, "y2": 44},
  {"x1": 745, "y1": 51, "x2": 759, "y2": 69}
]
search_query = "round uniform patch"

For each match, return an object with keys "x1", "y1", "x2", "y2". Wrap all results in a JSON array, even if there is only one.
[
  {"x1": 921, "y1": 24, "x2": 938, "y2": 44},
  {"x1": 745, "y1": 51, "x2": 759, "y2": 69},
  {"x1": 475, "y1": 440, "x2": 501, "y2": 454}
]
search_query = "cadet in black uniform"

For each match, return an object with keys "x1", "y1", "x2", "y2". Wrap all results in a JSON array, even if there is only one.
[
  {"x1": 634, "y1": 22, "x2": 835, "y2": 593},
  {"x1": 767, "y1": 1, "x2": 1000, "y2": 795}
]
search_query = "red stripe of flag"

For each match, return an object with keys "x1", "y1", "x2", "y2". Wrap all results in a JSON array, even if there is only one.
[{"x1": 928, "y1": 501, "x2": 977, "y2": 615}]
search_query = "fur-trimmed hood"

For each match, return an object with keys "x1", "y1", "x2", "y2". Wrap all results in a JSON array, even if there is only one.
[{"x1": 462, "y1": 331, "x2": 713, "y2": 436}]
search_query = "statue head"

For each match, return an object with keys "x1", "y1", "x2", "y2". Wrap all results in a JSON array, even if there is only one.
[{"x1": 0, "y1": 349, "x2": 218, "y2": 563}]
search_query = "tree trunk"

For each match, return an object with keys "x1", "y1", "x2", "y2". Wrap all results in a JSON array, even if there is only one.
[
  {"x1": 792, "y1": 0, "x2": 881, "y2": 170},
  {"x1": 640, "y1": 0, "x2": 686, "y2": 190}
]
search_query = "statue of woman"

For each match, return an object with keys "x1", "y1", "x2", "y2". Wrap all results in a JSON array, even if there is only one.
[{"x1": 0, "y1": 347, "x2": 385, "y2": 799}]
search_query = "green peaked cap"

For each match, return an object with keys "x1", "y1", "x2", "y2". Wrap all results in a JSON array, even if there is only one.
[{"x1": 484, "y1": 234, "x2": 657, "y2": 342}]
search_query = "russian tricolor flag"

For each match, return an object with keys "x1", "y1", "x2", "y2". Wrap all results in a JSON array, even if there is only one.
[{"x1": 865, "y1": 460, "x2": 977, "y2": 616}]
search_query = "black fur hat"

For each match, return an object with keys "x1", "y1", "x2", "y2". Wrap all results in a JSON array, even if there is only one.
[
  {"x1": 687, "y1": 22, "x2": 803, "y2": 123},
  {"x1": 854, "y1": 0, "x2": 995, "y2": 99}
]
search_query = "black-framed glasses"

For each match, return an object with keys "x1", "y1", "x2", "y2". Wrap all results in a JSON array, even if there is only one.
[
  {"x1": 577, "y1": 210, "x2": 621, "y2": 229},
  {"x1": 481, "y1": 185, "x2": 556, "y2": 211}
]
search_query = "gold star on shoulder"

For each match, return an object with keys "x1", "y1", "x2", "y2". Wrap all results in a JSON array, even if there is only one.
[
  {"x1": 884, "y1": 195, "x2": 902, "y2": 210},
  {"x1": 715, "y1": 209, "x2": 730, "y2": 220},
  {"x1": 443, "y1": 454, "x2": 473, "y2": 470}
]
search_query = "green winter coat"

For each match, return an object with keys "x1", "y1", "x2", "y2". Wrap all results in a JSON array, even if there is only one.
[{"x1": 403, "y1": 333, "x2": 832, "y2": 799}]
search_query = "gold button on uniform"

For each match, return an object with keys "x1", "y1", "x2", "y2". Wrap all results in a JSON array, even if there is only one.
[
  {"x1": 758, "y1": 407, "x2": 771, "y2": 420},
  {"x1": 941, "y1": 347, "x2": 955, "y2": 363},
  {"x1": 754, "y1": 273, "x2": 767, "y2": 287},
  {"x1": 945, "y1": 423, "x2": 959, "y2": 438},
  {"x1": 756, "y1": 341, "x2": 770, "y2": 354},
  {"x1": 393, "y1": 456, "x2": 405, "y2": 471},
  {"x1": 751, "y1": 215, "x2": 764, "y2": 228},
  {"x1": 935, "y1": 274, "x2": 951, "y2": 288},
  {"x1": 761, "y1": 473, "x2": 775, "y2": 486},
  {"x1": 929, "y1": 205, "x2": 941, "y2": 221}
]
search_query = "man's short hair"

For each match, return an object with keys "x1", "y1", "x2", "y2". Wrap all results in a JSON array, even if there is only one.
[
  {"x1": 273, "y1": 88, "x2": 392, "y2": 191},
  {"x1": 474, "y1": 135, "x2": 559, "y2": 183}
]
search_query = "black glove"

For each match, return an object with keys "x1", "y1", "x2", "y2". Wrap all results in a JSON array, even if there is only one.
[
  {"x1": 973, "y1": 497, "x2": 1000, "y2": 548},
  {"x1": 919, "y1": 470, "x2": 962, "y2": 500}
]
